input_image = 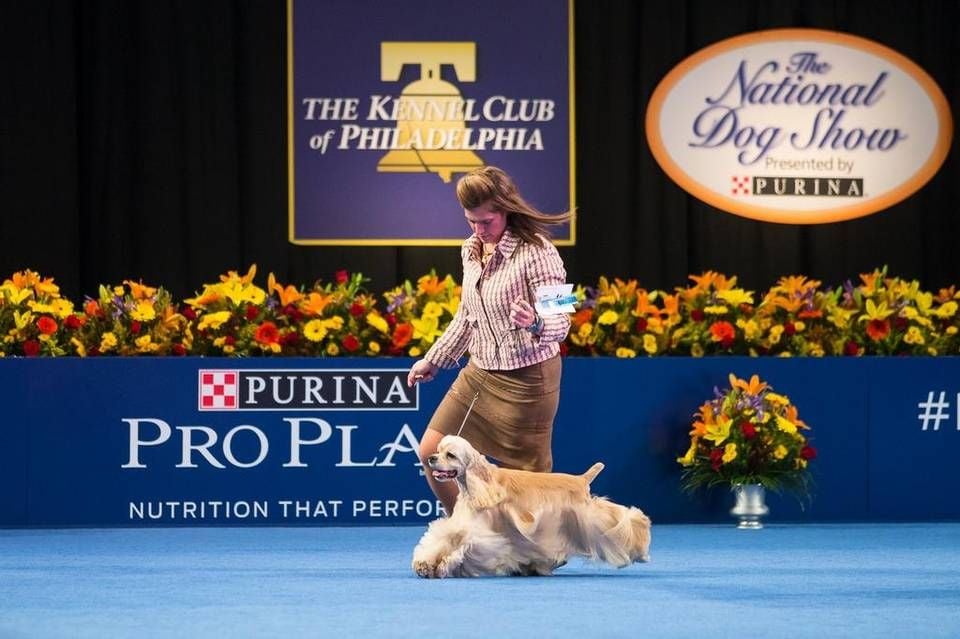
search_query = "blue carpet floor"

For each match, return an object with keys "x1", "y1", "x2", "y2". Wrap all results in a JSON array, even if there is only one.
[{"x1": 0, "y1": 523, "x2": 958, "y2": 638}]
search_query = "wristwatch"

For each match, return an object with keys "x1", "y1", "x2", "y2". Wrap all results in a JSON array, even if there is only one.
[{"x1": 526, "y1": 315, "x2": 544, "y2": 336}]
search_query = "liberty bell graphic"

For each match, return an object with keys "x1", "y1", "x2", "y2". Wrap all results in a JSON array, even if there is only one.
[{"x1": 377, "y1": 42, "x2": 484, "y2": 183}]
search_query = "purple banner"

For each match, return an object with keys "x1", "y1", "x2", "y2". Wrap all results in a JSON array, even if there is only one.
[{"x1": 288, "y1": 0, "x2": 574, "y2": 245}]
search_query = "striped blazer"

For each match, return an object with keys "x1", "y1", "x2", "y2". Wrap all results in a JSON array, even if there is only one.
[{"x1": 425, "y1": 228, "x2": 570, "y2": 371}]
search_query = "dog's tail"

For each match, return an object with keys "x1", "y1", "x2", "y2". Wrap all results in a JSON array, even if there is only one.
[{"x1": 582, "y1": 462, "x2": 604, "y2": 485}]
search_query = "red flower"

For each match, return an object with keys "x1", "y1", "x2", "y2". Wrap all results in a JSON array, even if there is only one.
[
  {"x1": 64, "y1": 314, "x2": 84, "y2": 330},
  {"x1": 349, "y1": 302, "x2": 365, "y2": 318},
  {"x1": 740, "y1": 421, "x2": 756, "y2": 439},
  {"x1": 635, "y1": 317, "x2": 648, "y2": 333},
  {"x1": 254, "y1": 321, "x2": 280, "y2": 345},
  {"x1": 181, "y1": 306, "x2": 197, "y2": 321},
  {"x1": 245, "y1": 304, "x2": 260, "y2": 321},
  {"x1": 282, "y1": 304, "x2": 302, "y2": 321},
  {"x1": 783, "y1": 321, "x2": 796, "y2": 336},
  {"x1": 281, "y1": 332, "x2": 300, "y2": 346},
  {"x1": 709, "y1": 448, "x2": 723, "y2": 471},
  {"x1": 23, "y1": 340, "x2": 41, "y2": 356},
  {"x1": 893, "y1": 316, "x2": 909, "y2": 332},
  {"x1": 865, "y1": 319, "x2": 890, "y2": 342},
  {"x1": 691, "y1": 309, "x2": 705, "y2": 322},
  {"x1": 385, "y1": 312, "x2": 397, "y2": 328},
  {"x1": 843, "y1": 340, "x2": 860, "y2": 356},
  {"x1": 171, "y1": 343, "x2": 187, "y2": 356},
  {"x1": 36, "y1": 316, "x2": 58, "y2": 335},
  {"x1": 224, "y1": 335, "x2": 236, "y2": 346},
  {"x1": 342, "y1": 334, "x2": 360, "y2": 352},
  {"x1": 800, "y1": 445, "x2": 817, "y2": 460},
  {"x1": 738, "y1": 303, "x2": 754, "y2": 316},
  {"x1": 392, "y1": 323, "x2": 413, "y2": 348},
  {"x1": 709, "y1": 321, "x2": 736, "y2": 346},
  {"x1": 130, "y1": 321, "x2": 141, "y2": 334},
  {"x1": 335, "y1": 270, "x2": 349, "y2": 284}
]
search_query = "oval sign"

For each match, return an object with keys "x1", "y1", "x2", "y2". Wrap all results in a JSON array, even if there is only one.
[{"x1": 645, "y1": 29, "x2": 952, "y2": 224}]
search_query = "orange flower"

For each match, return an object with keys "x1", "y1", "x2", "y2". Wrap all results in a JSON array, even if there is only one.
[
  {"x1": 865, "y1": 318, "x2": 890, "y2": 341},
  {"x1": 728, "y1": 373, "x2": 768, "y2": 396},
  {"x1": 299, "y1": 291, "x2": 333, "y2": 316},
  {"x1": 254, "y1": 321, "x2": 280, "y2": 345},
  {"x1": 268, "y1": 273, "x2": 303, "y2": 307},
  {"x1": 84, "y1": 300, "x2": 103, "y2": 317},
  {"x1": 417, "y1": 274, "x2": 447, "y2": 296},
  {"x1": 123, "y1": 280, "x2": 157, "y2": 300},
  {"x1": 392, "y1": 323, "x2": 413, "y2": 348},
  {"x1": 633, "y1": 290, "x2": 661, "y2": 318},
  {"x1": 571, "y1": 308, "x2": 593, "y2": 328}
]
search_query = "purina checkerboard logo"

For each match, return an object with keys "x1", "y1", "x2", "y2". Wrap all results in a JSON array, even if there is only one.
[
  {"x1": 197, "y1": 369, "x2": 417, "y2": 411},
  {"x1": 199, "y1": 370, "x2": 239, "y2": 410}
]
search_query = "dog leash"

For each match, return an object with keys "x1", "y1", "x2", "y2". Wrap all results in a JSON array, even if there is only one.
[{"x1": 456, "y1": 390, "x2": 481, "y2": 437}]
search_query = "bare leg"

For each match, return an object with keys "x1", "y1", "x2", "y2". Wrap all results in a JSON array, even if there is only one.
[{"x1": 419, "y1": 428, "x2": 458, "y2": 515}]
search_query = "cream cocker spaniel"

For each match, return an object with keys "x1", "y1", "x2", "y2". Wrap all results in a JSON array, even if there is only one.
[{"x1": 412, "y1": 435, "x2": 651, "y2": 577}]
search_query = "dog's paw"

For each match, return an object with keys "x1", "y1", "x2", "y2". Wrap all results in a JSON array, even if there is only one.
[{"x1": 413, "y1": 560, "x2": 437, "y2": 578}]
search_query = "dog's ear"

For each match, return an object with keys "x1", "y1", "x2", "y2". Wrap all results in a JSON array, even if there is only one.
[{"x1": 463, "y1": 454, "x2": 506, "y2": 510}]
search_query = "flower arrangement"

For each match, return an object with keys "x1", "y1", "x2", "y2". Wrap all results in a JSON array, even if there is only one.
[
  {"x1": 382, "y1": 271, "x2": 461, "y2": 358},
  {"x1": 677, "y1": 373, "x2": 817, "y2": 499},
  {"x1": 0, "y1": 269, "x2": 77, "y2": 357},
  {"x1": 0, "y1": 265, "x2": 958, "y2": 357},
  {"x1": 72, "y1": 280, "x2": 187, "y2": 356},
  {"x1": 671, "y1": 272, "x2": 757, "y2": 356}
]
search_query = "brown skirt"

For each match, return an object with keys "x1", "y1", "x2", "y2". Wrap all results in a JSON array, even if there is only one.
[{"x1": 426, "y1": 355, "x2": 561, "y2": 472}]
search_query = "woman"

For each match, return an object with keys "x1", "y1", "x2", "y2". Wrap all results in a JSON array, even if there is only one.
[{"x1": 407, "y1": 165, "x2": 573, "y2": 514}]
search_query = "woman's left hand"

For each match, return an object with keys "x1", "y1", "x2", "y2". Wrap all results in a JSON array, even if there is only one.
[{"x1": 509, "y1": 297, "x2": 538, "y2": 330}]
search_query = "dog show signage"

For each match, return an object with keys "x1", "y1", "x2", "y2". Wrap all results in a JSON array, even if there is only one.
[
  {"x1": 287, "y1": 0, "x2": 575, "y2": 245},
  {"x1": 2, "y1": 357, "x2": 960, "y2": 527},
  {"x1": 645, "y1": 28, "x2": 952, "y2": 224}
]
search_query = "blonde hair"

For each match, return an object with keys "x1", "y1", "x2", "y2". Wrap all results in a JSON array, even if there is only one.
[{"x1": 455, "y1": 166, "x2": 573, "y2": 246}]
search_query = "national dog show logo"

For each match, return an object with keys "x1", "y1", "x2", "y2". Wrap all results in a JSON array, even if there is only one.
[{"x1": 646, "y1": 28, "x2": 952, "y2": 224}]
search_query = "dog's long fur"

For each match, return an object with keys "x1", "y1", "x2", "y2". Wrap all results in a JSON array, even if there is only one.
[{"x1": 412, "y1": 435, "x2": 651, "y2": 578}]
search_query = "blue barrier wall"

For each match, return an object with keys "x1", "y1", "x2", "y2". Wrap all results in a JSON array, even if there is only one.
[{"x1": 1, "y1": 357, "x2": 958, "y2": 527}]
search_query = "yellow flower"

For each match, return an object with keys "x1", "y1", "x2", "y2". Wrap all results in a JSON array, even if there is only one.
[
  {"x1": 768, "y1": 324, "x2": 784, "y2": 344},
  {"x1": 130, "y1": 300, "x2": 157, "y2": 322},
  {"x1": 704, "y1": 305, "x2": 729, "y2": 315},
  {"x1": 776, "y1": 415, "x2": 797, "y2": 434},
  {"x1": 793, "y1": 321, "x2": 806, "y2": 332},
  {"x1": 774, "y1": 445, "x2": 788, "y2": 460},
  {"x1": 411, "y1": 316, "x2": 442, "y2": 344},
  {"x1": 578, "y1": 322, "x2": 594, "y2": 339},
  {"x1": 198, "y1": 311, "x2": 231, "y2": 331},
  {"x1": 858, "y1": 298, "x2": 895, "y2": 322},
  {"x1": 135, "y1": 335, "x2": 159, "y2": 353},
  {"x1": 50, "y1": 298, "x2": 74, "y2": 319},
  {"x1": 597, "y1": 310, "x2": 619, "y2": 325},
  {"x1": 422, "y1": 302, "x2": 443, "y2": 319},
  {"x1": 722, "y1": 443, "x2": 737, "y2": 463},
  {"x1": 615, "y1": 347, "x2": 636, "y2": 358},
  {"x1": 736, "y1": 318, "x2": 762, "y2": 341},
  {"x1": 809, "y1": 343, "x2": 825, "y2": 357},
  {"x1": 717, "y1": 288, "x2": 754, "y2": 306},
  {"x1": 100, "y1": 332, "x2": 118, "y2": 352},
  {"x1": 304, "y1": 319, "x2": 327, "y2": 342},
  {"x1": 408, "y1": 346, "x2": 422, "y2": 357},
  {"x1": 765, "y1": 392, "x2": 790, "y2": 405},
  {"x1": 366, "y1": 312, "x2": 389, "y2": 334},
  {"x1": 703, "y1": 415, "x2": 732, "y2": 445},
  {"x1": 71, "y1": 337, "x2": 87, "y2": 357},
  {"x1": 368, "y1": 341, "x2": 381, "y2": 354},
  {"x1": 932, "y1": 301, "x2": 958, "y2": 318},
  {"x1": 677, "y1": 439, "x2": 698, "y2": 466},
  {"x1": 691, "y1": 343, "x2": 705, "y2": 357},
  {"x1": 643, "y1": 334, "x2": 658, "y2": 355},
  {"x1": 904, "y1": 326, "x2": 925, "y2": 345}
]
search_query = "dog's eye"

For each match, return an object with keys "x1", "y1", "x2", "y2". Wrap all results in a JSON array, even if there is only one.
[{"x1": 445, "y1": 452, "x2": 458, "y2": 461}]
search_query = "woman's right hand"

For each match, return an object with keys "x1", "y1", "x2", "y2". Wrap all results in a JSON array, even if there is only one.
[{"x1": 407, "y1": 359, "x2": 440, "y2": 387}]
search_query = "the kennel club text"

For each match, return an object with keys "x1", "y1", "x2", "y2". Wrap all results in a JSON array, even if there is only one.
[
  {"x1": 197, "y1": 369, "x2": 416, "y2": 411},
  {"x1": 128, "y1": 499, "x2": 444, "y2": 521}
]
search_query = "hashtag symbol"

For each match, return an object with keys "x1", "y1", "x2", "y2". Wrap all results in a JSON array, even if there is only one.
[{"x1": 918, "y1": 391, "x2": 950, "y2": 431}]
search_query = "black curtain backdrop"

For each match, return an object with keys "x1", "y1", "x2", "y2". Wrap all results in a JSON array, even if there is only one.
[{"x1": 2, "y1": 0, "x2": 958, "y2": 302}]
